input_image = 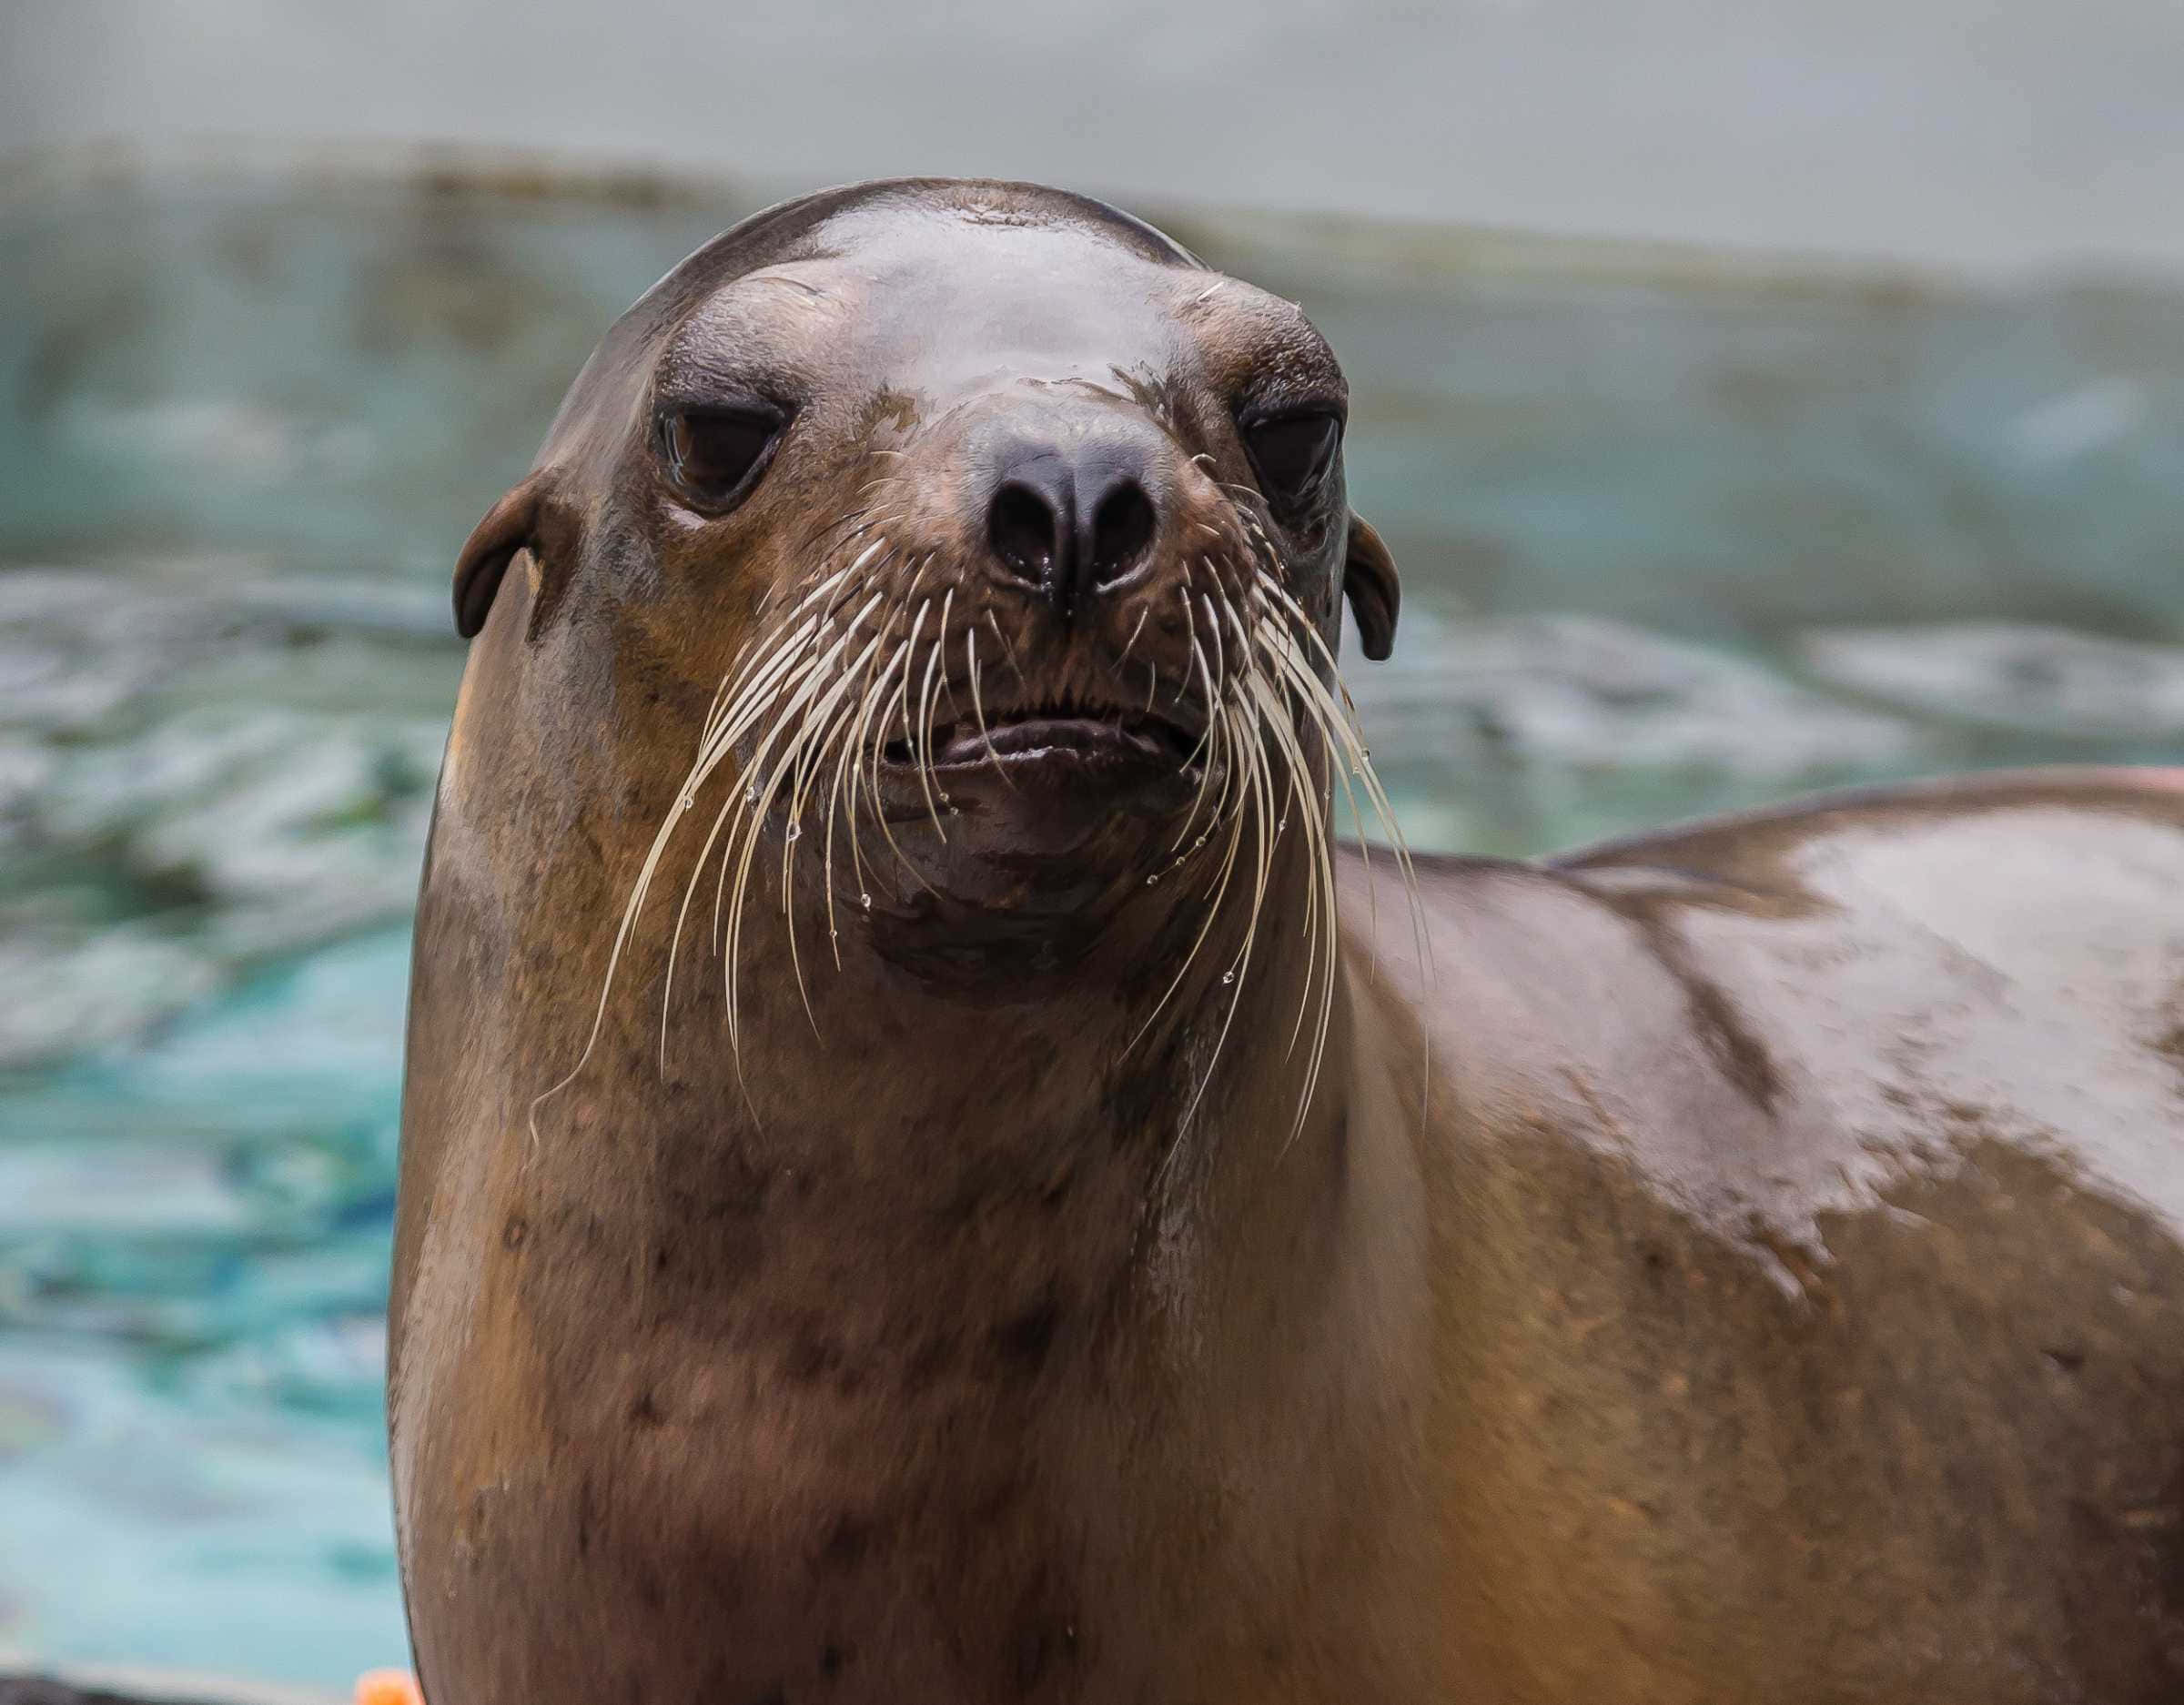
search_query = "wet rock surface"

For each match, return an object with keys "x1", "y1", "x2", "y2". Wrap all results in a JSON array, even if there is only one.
[
  {"x1": 2, "y1": 1681, "x2": 231, "y2": 1705},
  {"x1": 2, "y1": 1681, "x2": 195, "y2": 1705},
  {"x1": 1, "y1": 1677, "x2": 333, "y2": 1705}
]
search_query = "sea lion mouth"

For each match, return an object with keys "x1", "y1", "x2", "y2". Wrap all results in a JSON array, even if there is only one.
[{"x1": 879, "y1": 700, "x2": 1202, "y2": 778}]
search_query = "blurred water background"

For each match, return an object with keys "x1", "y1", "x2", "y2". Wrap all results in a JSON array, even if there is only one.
[{"x1": 4, "y1": 116, "x2": 2184, "y2": 1697}]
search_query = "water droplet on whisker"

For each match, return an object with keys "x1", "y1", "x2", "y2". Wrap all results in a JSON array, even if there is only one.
[
  {"x1": 784, "y1": 822, "x2": 802, "y2": 842},
  {"x1": 1221, "y1": 971, "x2": 1235, "y2": 984}
]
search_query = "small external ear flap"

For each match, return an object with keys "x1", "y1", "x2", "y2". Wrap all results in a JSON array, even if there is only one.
[
  {"x1": 452, "y1": 479, "x2": 543, "y2": 639},
  {"x1": 1342, "y1": 513, "x2": 1400, "y2": 661}
]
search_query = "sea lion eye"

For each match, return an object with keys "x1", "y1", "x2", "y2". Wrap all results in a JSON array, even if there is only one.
[
  {"x1": 658, "y1": 405, "x2": 785, "y2": 510},
  {"x1": 1241, "y1": 411, "x2": 1341, "y2": 515}
]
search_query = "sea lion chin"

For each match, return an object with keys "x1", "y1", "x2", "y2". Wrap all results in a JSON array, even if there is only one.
[{"x1": 392, "y1": 179, "x2": 2184, "y2": 1704}]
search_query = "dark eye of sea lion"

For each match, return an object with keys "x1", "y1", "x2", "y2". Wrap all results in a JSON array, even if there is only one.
[
  {"x1": 1240, "y1": 409, "x2": 1342, "y2": 520},
  {"x1": 655, "y1": 403, "x2": 788, "y2": 513}
]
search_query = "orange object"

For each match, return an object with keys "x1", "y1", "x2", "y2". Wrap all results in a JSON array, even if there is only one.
[{"x1": 355, "y1": 1670, "x2": 424, "y2": 1705}]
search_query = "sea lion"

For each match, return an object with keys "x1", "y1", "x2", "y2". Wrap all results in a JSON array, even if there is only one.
[{"x1": 389, "y1": 178, "x2": 2184, "y2": 1703}]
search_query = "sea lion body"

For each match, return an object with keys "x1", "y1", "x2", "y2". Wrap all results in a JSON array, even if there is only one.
[
  {"x1": 1392, "y1": 770, "x2": 2184, "y2": 1700},
  {"x1": 390, "y1": 180, "x2": 2184, "y2": 1703}
]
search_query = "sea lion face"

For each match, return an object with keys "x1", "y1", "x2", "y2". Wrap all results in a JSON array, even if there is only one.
[{"x1": 452, "y1": 181, "x2": 1399, "y2": 964}]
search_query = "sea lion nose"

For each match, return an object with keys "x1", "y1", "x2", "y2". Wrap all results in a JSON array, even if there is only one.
[{"x1": 984, "y1": 432, "x2": 1160, "y2": 617}]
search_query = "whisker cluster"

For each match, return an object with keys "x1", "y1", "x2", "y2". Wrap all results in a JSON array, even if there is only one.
[
  {"x1": 1133, "y1": 518, "x2": 1423, "y2": 1155},
  {"x1": 531, "y1": 495, "x2": 1422, "y2": 1151}
]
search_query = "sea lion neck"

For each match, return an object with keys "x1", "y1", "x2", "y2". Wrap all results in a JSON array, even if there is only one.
[
  {"x1": 640, "y1": 937, "x2": 1358, "y2": 1316},
  {"x1": 495, "y1": 811, "x2": 1370, "y2": 1438},
  {"x1": 636, "y1": 822, "x2": 1350, "y2": 1222}
]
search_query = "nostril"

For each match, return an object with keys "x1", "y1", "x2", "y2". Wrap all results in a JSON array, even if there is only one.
[
  {"x1": 983, "y1": 437, "x2": 1160, "y2": 610},
  {"x1": 1088, "y1": 480, "x2": 1157, "y2": 587},
  {"x1": 989, "y1": 482, "x2": 1059, "y2": 585}
]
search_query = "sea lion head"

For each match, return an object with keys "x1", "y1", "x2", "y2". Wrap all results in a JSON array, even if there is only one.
[{"x1": 448, "y1": 177, "x2": 1400, "y2": 1000}]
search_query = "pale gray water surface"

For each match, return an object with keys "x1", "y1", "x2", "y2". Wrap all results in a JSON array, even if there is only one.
[{"x1": 1, "y1": 173, "x2": 2180, "y2": 1682}]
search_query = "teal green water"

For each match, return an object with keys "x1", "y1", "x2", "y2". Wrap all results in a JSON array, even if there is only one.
[{"x1": 2, "y1": 177, "x2": 2181, "y2": 1683}]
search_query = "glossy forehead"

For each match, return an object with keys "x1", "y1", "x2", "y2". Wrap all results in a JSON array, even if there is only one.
[{"x1": 655, "y1": 192, "x2": 1344, "y2": 406}]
